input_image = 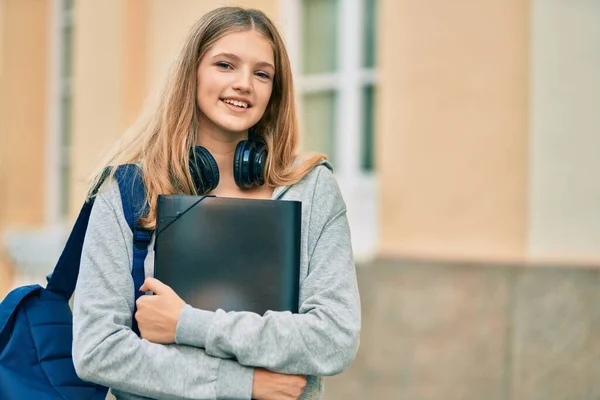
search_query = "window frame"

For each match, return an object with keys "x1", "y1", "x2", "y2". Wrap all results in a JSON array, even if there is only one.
[
  {"x1": 46, "y1": 0, "x2": 73, "y2": 224},
  {"x1": 282, "y1": 0, "x2": 377, "y2": 177},
  {"x1": 280, "y1": 0, "x2": 379, "y2": 260}
]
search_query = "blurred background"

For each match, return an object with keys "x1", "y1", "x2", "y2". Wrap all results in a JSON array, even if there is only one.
[{"x1": 0, "y1": 0, "x2": 599, "y2": 399}]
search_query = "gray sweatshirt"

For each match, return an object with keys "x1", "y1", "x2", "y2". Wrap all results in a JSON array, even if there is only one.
[{"x1": 72, "y1": 161, "x2": 361, "y2": 400}]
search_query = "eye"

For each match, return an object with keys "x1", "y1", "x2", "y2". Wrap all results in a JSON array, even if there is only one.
[
  {"x1": 216, "y1": 62, "x2": 233, "y2": 70},
  {"x1": 255, "y1": 71, "x2": 271, "y2": 80}
]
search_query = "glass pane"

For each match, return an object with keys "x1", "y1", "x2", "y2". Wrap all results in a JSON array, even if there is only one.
[
  {"x1": 362, "y1": 0, "x2": 378, "y2": 68},
  {"x1": 302, "y1": 0, "x2": 338, "y2": 74},
  {"x1": 60, "y1": 93, "x2": 72, "y2": 216},
  {"x1": 61, "y1": 93, "x2": 72, "y2": 148},
  {"x1": 301, "y1": 91, "x2": 337, "y2": 166},
  {"x1": 62, "y1": 24, "x2": 72, "y2": 77},
  {"x1": 60, "y1": 162, "x2": 70, "y2": 216},
  {"x1": 361, "y1": 85, "x2": 375, "y2": 171},
  {"x1": 61, "y1": 0, "x2": 74, "y2": 217}
]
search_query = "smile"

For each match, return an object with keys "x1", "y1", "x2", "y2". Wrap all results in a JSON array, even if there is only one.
[{"x1": 221, "y1": 98, "x2": 251, "y2": 109}]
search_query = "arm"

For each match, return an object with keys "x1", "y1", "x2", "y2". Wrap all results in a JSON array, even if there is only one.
[
  {"x1": 72, "y1": 182, "x2": 253, "y2": 400},
  {"x1": 175, "y1": 168, "x2": 361, "y2": 376}
]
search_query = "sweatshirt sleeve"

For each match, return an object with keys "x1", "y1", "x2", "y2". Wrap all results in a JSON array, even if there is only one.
[
  {"x1": 175, "y1": 167, "x2": 361, "y2": 376},
  {"x1": 72, "y1": 181, "x2": 254, "y2": 400}
]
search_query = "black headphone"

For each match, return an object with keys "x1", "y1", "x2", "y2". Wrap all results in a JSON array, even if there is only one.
[{"x1": 188, "y1": 138, "x2": 267, "y2": 194}]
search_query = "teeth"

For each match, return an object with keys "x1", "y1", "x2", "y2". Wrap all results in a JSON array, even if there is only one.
[{"x1": 223, "y1": 99, "x2": 248, "y2": 108}]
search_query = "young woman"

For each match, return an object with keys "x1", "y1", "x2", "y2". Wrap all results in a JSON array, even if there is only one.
[{"x1": 72, "y1": 6, "x2": 360, "y2": 400}]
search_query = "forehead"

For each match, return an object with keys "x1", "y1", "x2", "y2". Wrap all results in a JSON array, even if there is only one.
[{"x1": 207, "y1": 30, "x2": 274, "y2": 64}]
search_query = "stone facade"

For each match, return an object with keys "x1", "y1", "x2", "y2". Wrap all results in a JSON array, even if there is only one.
[{"x1": 324, "y1": 260, "x2": 600, "y2": 400}]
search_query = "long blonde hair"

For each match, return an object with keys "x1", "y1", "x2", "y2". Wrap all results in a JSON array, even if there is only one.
[{"x1": 88, "y1": 7, "x2": 325, "y2": 229}]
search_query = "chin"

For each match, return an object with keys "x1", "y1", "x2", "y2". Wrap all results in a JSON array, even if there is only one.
[
  {"x1": 217, "y1": 118, "x2": 257, "y2": 134},
  {"x1": 223, "y1": 127, "x2": 251, "y2": 135},
  {"x1": 213, "y1": 122, "x2": 249, "y2": 134}
]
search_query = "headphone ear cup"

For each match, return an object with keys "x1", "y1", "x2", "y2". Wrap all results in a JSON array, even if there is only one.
[
  {"x1": 253, "y1": 142, "x2": 267, "y2": 186},
  {"x1": 233, "y1": 141, "x2": 245, "y2": 188},
  {"x1": 234, "y1": 140, "x2": 256, "y2": 189},
  {"x1": 189, "y1": 146, "x2": 219, "y2": 194}
]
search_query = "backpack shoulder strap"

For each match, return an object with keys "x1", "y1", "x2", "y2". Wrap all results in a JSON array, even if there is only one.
[
  {"x1": 44, "y1": 164, "x2": 151, "y2": 335},
  {"x1": 45, "y1": 191, "x2": 99, "y2": 298},
  {"x1": 113, "y1": 164, "x2": 153, "y2": 336}
]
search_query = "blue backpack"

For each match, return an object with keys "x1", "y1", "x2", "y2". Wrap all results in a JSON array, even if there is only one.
[{"x1": 0, "y1": 164, "x2": 152, "y2": 400}]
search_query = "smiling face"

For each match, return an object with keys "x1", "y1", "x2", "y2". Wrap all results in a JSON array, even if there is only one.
[{"x1": 196, "y1": 30, "x2": 275, "y2": 138}]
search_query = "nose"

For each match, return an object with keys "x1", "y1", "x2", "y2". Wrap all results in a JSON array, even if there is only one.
[{"x1": 232, "y1": 68, "x2": 252, "y2": 94}]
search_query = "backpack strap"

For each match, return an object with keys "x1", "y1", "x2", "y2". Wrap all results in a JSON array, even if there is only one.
[
  {"x1": 113, "y1": 164, "x2": 153, "y2": 336},
  {"x1": 46, "y1": 164, "x2": 152, "y2": 336},
  {"x1": 45, "y1": 194, "x2": 98, "y2": 298},
  {"x1": 45, "y1": 166, "x2": 116, "y2": 297}
]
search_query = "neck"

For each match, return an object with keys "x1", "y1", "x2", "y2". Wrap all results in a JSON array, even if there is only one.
[
  {"x1": 195, "y1": 119, "x2": 248, "y2": 186},
  {"x1": 195, "y1": 131, "x2": 247, "y2": 156}
]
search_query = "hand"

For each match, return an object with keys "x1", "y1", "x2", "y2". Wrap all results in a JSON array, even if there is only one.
[
  {"x1": 135, "y1": 277, "x2": 186, "y2": 344},
  {"x1": 251, "y1": 368, "x2": 307, "y2": 400}
]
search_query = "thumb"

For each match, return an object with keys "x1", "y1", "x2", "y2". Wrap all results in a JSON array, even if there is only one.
[{"x1": 139, "y1": 277, "x2": 169, "y2": 294}]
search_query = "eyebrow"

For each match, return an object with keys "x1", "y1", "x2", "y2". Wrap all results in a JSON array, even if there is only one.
[{"x1": 212, "y1": 52, "x2": 275, "y2": 71}]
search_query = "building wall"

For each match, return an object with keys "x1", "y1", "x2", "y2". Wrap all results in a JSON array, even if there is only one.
[
  {"x1": 69, "y1": 0, "x2": 127, "y2": 214},
  {"x1": 1, "y1": 0, "x2": 599, "y2": 289},
  {"x1": 0, "y1": 1, "x2": 598, "y2": 399},
  {"x1": 377, "y1": 0, "x2": 529, "y2": 263},
  {"x1": 528, "y1": 0, "x2": 600, "y2": 263},
  {"x1": 325, "y1": 260, "x2": 600, "y2": 400},
  {"x1": 0, "y1": 0, "x2": 48, "y2": 229},
  {"x1": 0, "y1": 0, "x2": 49, "y2": 293},
  {"x1": 1, "y1": 0, "x2": 599, "y2": 284}
]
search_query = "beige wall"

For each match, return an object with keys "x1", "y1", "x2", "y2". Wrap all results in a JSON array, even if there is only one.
[
  {"x1": 2, "y1": 0, "x2": 598, "y2": 280},
  {"x1": 377, "y1": 0, "x2": 530, "y2": 262},
  {"x1": 0, "y1": 0, "x2": 48, "y2": 228},
  {"x1": 69, "y1": 0, "x2": 127, "y2": 213},
  {"x1": 0, "y1": 0, "x2": 49, "y2": 297},
  {"x1": 122, "y1": 0, "x2": 148, "y2": 129}
]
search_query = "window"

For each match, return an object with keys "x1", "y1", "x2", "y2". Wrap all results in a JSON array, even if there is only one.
[
  {"x1": 59, "y1": 0, "x2": 74, "y2": 217},
  {"x1": 361, "y1": 0, "x2": 377, "y2": 172},
  {"x1": 295, "y1": 0, "x2": 377, "y2": 174},
  {"x1": 281, "y1": 0, "x2": 379, "y2": 260},
  {"x1": 48, "y1": 0, "x2": 75, "y2": 222}
]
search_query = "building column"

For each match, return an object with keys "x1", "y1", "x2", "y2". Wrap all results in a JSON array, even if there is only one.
[{"x1": 528, "y1": 0, "x2": 600, "y2": 264}]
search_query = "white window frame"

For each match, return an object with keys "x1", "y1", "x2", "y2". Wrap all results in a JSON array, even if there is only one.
[
  {"x1": 46, "y1": 0, "x2": 72, "y2": 225},
  {"x1": 280, "y1": 0, "x2": 378, "y2": 261}
]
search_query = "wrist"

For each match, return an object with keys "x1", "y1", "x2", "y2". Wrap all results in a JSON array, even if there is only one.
[
  {"x1": 216, "y1": 360, "x2": 254, "y2": 399},
  {"x1": 251, "y1": 368, "x2": 266, "y2": 399},
  {"x1": 171, "y1": 302, "x2": 185, "y2": 336},
  {"x1": 174, "y1": 305, "x2": 215, "y2": 347}
]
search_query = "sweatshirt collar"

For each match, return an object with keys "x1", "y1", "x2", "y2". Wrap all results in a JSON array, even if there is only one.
[{"x1": 271, "y1": 158, "x2": 333, "y2": 200}]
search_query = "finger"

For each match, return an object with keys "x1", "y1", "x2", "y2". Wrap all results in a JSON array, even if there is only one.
[
  {"x1": 135, "y1": 295, "x2": 151, "y2": 309},
  {"x1": 139, "y1": 277, "x2": 168, "y2": 294}
]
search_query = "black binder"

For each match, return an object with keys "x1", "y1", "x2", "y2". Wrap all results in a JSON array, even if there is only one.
[{"x1": 154, "y1": 195, "x2": 301, "y2": 314}]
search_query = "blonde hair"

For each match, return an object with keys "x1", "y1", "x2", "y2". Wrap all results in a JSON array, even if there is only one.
[{"x1": 88, "y1": 7, "x2": 325, "y2": 229}]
